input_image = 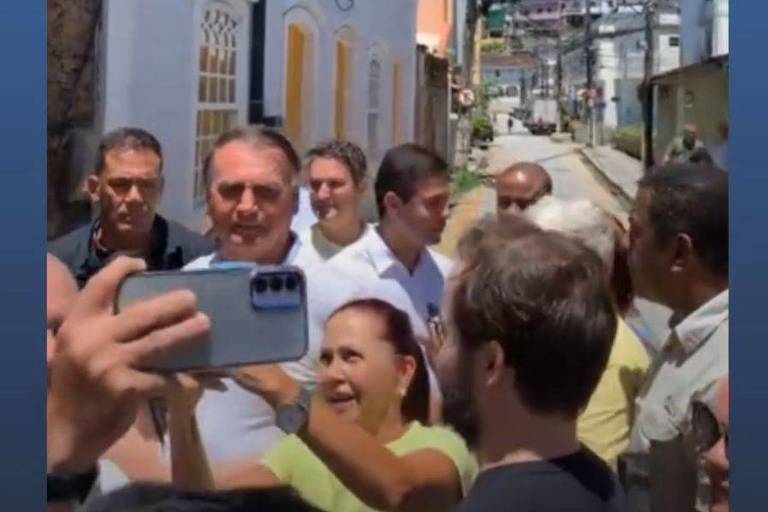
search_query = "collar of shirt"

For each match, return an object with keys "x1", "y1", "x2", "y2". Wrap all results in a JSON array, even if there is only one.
[
  {"x1": 86, "y1": 215, "x2": 170, "y2": 269},
  {"x1": 669, "y1": 289, "x2": 729, "y2": 355},
  {"x1": 365, "y1": 226, "x2": 430, "y2": 277},
  {"x1": 206, "y1": 231, "x2": 302, "y2": 268}
]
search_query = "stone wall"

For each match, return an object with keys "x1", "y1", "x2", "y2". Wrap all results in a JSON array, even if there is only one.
[{"x1": 47, "y1": 0, "x2": 101, "y2": 238}]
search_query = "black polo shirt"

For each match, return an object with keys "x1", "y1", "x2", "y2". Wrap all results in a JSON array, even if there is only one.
[{"x1": 49, "y1": 215, "x2": 215, "y2": 288}]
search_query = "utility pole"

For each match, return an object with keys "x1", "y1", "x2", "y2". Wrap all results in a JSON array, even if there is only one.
[
  {"x1": 642, "y1": 0, "x2": 655, "y2": 170},
  {"x1": 584, "y1": 0, "x2": 594, "y2": 147},
  {"x1": 556, "y1": 22, "x2": 563, "y2": 132}
]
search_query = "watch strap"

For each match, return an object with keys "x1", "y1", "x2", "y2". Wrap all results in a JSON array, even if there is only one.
[{"x1": 47, "y1": 465, "x2": 99, "y2": 504}]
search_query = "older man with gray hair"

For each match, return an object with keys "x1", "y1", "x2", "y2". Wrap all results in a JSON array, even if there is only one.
[{"x1": 523, "y1": 196, "x2": 650, "y2": 470}]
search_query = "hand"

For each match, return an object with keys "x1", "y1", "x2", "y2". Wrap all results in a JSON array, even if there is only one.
[
  {"x1": 47, "y1": 257, "x2": 211, "y2": 474},
  {"x1": 229, "y1": 364, "x2": 299, "y2": 409},
  {"x1": 166, "y1": 373, "x2": 225, "y2": 418}
]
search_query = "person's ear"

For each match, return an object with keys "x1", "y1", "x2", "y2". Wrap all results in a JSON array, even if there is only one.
[
  {"x1": 356, "y1": 178, "x2": 369, "y2": 196},
  {"x1": 479, "y1": 340, "x2": 508, "y2": 388},
  {"x1": 395, "y1": 355, "x2": 417, "y2": 398},
  {"x1": 383, "y1": 191, "x2": 404, "y2": 217},
  {"x1": 671, "y1": 233, "x2": 694, "y2": 273},
  {"x1": 85, "y1": 174, "x2": 101, "y2": 204}
]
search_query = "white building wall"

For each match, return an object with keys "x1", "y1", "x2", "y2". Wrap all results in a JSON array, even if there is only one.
[
  {"x1": 99, "y1": 0, "x2": 417, "y2": 230},
  {"x1": 263, "y1": 0, "x2": 418, "y2": 153},
  {"x1": 679, "y1": 0, "x2": 728, "y2": 66},
  {"x1": 102, "y1": 0, "x2": 252, "y2": 230}
]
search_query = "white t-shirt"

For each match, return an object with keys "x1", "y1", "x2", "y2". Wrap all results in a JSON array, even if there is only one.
[
  {"x1": 290, "y1": 186, "x2": 318, "y2": 235},
  {"x1": 185, "y1": 236, "x2": 370, "y2": 462},
  {"x1": 327, "y1": 226, "x2": 454, "y2": 338},
  {"x1": 297, "y1": 223, "x2": 373, "y2": 271}
]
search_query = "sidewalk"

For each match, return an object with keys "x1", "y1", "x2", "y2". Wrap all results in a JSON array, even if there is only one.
[{"x1": 579, "y1": 145, "x2": 643, "y2": 205}]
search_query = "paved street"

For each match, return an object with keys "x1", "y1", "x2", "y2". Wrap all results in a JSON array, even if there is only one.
[{"x1": 437, "y1": 111, "x2": 673, "y2": 353}]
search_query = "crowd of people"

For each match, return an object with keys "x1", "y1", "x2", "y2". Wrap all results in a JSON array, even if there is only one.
[{"x1": 47, "y1": 124, "x2": 729, "y2": 512}]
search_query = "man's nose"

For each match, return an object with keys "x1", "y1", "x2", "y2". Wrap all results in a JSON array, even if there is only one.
[
  {"x1": 236, "y1": 188, "x2": 258, "y2": 213},
  {"x1": 317, "y1": 183, "x2": 331, "y2": 200},
  {"x1": 125, "y1": 183, "x2": 143, "y2": 203}
]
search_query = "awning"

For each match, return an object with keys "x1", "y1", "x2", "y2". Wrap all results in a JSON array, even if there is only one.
[{"x1": 650, "y1": 54, "x2": 729, "y2": 85}]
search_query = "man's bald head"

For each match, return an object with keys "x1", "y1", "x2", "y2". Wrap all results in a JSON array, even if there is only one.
[
  {"x1": 496, "y1": 162, "x2": 553, "y2": 216},
  {"x1": 47, "y1": 254, "x2": 78, "y2": 366}
]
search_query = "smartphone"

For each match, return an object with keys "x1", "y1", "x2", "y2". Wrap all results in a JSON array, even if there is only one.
[{"x1": 116, "y1": 265, "x2": 309, "y2": 372}]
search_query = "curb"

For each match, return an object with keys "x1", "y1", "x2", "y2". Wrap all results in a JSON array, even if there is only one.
[{"x1": 578, "y1": 147, "x2": 635, "y2": 209}]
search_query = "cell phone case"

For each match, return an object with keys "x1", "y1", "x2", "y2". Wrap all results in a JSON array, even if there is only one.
[{"x1": 116, "y1": 266, "x2": 309, "y2": 372}]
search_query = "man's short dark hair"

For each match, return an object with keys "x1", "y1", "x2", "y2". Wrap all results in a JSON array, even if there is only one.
[
  {"x1": 374, "y1": 143, "x2": 450, "y2": 218},
  {"x1": 638, "y1": 163, "x2": 728, "y2": 276},
  {"x1": 306, "y1": 140, "x2": 368, "y2": 184},
  {"x1": 94, "y1": 127, "x2": 163, "y2": 175},
  {"x1": 86, "y1": 483, "x2": 324, "y2": 512},
  {"x1": 202, "y1": 125, "x2": 301, "y2": 188},
  {"x1": 454, "y1": 217, "x2": 617, "y2": 418}
]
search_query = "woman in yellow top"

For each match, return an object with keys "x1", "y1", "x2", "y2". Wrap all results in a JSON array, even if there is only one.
[{"x1": 173, "y1": 298, "x2": 477, "y2": 512}]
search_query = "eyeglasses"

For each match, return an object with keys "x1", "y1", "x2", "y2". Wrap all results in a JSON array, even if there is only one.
[{"x1": 691, "y1": 400, "x2": 729, "y2": 459}]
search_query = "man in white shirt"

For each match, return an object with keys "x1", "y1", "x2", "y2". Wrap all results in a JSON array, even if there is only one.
[
  {"x1": 329, "y1": 143, "x2": 453, "y2": 338},
  {"x1": 623, "y1": 163, "x2": 729, "y2": 512},
  {"x1": 184, "y1": 126, "x2": 366, "y2": 475},
  {"x1": 298, "y1": 140, "x2": 371, "y2": 269}
]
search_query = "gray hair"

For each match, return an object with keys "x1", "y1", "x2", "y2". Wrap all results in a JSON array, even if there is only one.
[{"x1": 522, "y1": 196, "x2": 615, "y2": 268}]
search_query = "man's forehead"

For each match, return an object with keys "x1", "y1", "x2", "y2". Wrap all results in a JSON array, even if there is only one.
[
  {"x1": 413, "y1": 175, "x2": 450, "y2": 195},
  {"x1": 103, "y1": 147, "x2": 161, "y2": 175},
  {"x1": 211, "y1": 142, "x2": 293, "y2": 184}
]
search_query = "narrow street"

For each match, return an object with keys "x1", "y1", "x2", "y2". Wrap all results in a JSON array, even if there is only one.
[{"x1": 485, "y1": 115, "x2": 628, "y2": 221}]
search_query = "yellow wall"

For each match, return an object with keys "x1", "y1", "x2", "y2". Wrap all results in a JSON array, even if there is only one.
[
  {"x1": 335, "y1": 41, "x2": 350, "y2": 139},
  {"x1": 285, "y1": 24, "x2": 305, "y2": 148},
  {"x1": 392, "y1": 62, "x2": 401, "y2": 144}
]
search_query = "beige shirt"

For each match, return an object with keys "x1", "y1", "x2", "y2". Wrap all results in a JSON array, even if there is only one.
[{"x1": 628, "y1": 290, "x2": 729, "y2": 512}]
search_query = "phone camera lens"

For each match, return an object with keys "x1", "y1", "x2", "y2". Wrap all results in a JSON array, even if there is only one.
[
  {"x1": 284, "y1": 275, "x2": 297, "y2": 291},
  {"x1": 269, "y1": 276, "x2": 283, "y2": 292},
  {"x1": 254, "y1": 277, "x2": 268, "y2": 294}
]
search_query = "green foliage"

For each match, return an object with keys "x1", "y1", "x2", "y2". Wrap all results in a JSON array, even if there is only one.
[
  {"x1": 471, "y1": 115, "x2": 494, "y2": 141},
  {"x1": 481, "y1": 40, "x2": 507, "y2": 54},
  {"x1": 452, "y1": 166, "x2": 482, "y2": 196},
  {"x1": 612, "y1": 126, "x2": 643, "y2": 159}
]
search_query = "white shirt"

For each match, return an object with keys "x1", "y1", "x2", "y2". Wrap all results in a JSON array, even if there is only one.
[
  {"x1": 290, "y1": 186, "x2": 318, "y2": 234},
  {"x1": 185, "y1": 235, "x2": 369, "y2": 462},
  {"x1": 297, "y1": 223, "x2": 374, "y2": 271},
  {"x1": 627, "y1": 290, "x2": 729, "y2": 511},
  {"x1": 328, "y1": 226, "x2": 454, "y2": 338},
  {"x1": 631, "y1": 290, "x2": 729, "y2": 450}
]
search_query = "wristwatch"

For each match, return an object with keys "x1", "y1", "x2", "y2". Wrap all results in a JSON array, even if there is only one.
[
  {"x1": 275, "y1": 385, "x2": 313, "y2": 434},
  {"x1": 47, "y1": 465, "x2": 99, "y2": 504}
]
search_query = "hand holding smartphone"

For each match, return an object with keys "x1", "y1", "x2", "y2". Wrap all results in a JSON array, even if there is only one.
[{"x1": 116, "y1": 265, "x2": 309, "y2": 372}]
